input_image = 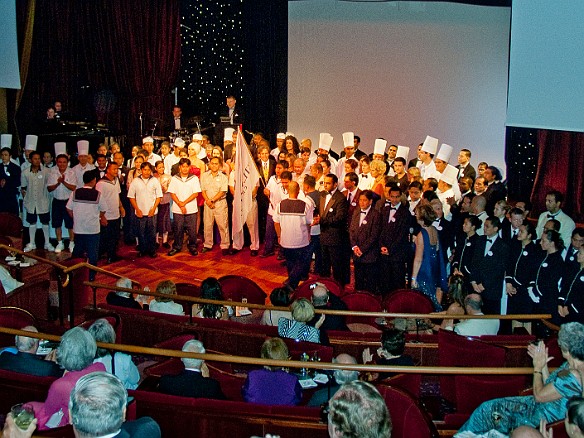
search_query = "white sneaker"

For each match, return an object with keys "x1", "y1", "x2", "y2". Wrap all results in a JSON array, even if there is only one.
[
  {"x1": 69, "y1": 242, "x2": 75, "y2": 253},
  {"x1": 24, "y1": 243, "x2": 36, "y2": 252},
  {"x1": 54, "y1": 241, "x2": 65, "y2": 253},
  {"x1": 45, "y1": 243, "x2": 55, "y2": 252}
]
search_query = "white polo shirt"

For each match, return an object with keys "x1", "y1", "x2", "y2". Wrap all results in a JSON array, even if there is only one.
[
  {"x1": 127, "y1": 176, "x2": 163, "y2": 215},
  {"x1": 72, "y1": 163, "x2": 96, "y2": 189},
  {"x1": 47, "y1": 167, "x2": 76, "y2": 201},
  {"x1": 96, "y1": 177, "x2": 122, "y2": 220},
  {"x1": 273, "y1": 198, "x2": 312, "y2": 249},
  {"x1": 167, "y1": 174, "x2": 201, "y2": 215}
]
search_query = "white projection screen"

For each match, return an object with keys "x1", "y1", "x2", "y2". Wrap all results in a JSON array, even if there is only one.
[
  {"x1": 0, "y1": 0, "x2": 21, "y2": 89},
  {"x1": 507, "y1": 0, "x2": 584, "y2": 132},
  {"x1": 288, "y1": 1, "x2": 510, "y2": 174}
]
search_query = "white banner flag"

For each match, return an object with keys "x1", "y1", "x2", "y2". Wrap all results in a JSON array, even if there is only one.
[{"x1": 232, "y1": 129, "x2": 260, "y2": 249}]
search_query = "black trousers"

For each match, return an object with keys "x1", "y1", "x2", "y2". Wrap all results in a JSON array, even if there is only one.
[
  {"x1": 321, "y1": 243, "x2": 351, "y2": 286},
  {"x1": 100, "y1": 218, "x2": 121, "y2": 259}
]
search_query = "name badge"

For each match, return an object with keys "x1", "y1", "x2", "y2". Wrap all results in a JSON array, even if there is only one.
[
  {"x1": 542, "y1": 262, "x2": 548, "y2": 268},
  {"x1": 329, "y1": 208, "x2": 334, "y2": 213},
  {"x1": 523, "y1": 251, "x2": 528, "y2": 256}
]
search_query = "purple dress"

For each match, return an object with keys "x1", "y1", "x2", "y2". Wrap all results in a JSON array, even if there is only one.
[{"x1": 242, "y1": 368, "x2": 302, "y2": 406}]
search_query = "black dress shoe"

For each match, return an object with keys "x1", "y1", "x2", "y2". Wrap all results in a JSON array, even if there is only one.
[
  {"x1": 201, "y1": 247, "x2": 212, "y2": 253},
  {"x1": 189, "y1": 249, "x2": 199, "y2": 256},
  {"x1": 162, "y1": 242, "x2": 171, "y2": 249},
  {"x1": 221, "y1": 249, "x2": 230, "y2": 256},
  {"x1": 149, "y1": 252, "x2": 157, "y2": 258},
  {"x1": 277, "y1": 253, "x2": 285, "y2": 261},
  {"x1": 250, "y1": 250, "x2": 258, "y2": 257},
  {"x1": 260, "y1": 251, "x2": 274, "y2": 258},
  {"x1": 167, "y1": 249, "x2": 179, "y2": 256},
  {"x1": 230, "y1": 249, "x2": 240, "y2": 255}
]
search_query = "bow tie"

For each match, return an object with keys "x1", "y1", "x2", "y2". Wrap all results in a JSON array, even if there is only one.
[
  {"x1": 362, "y1": 174, "x2": 369, "y2": 178},
  {"x1": 486, "y1": 238, "x2": 493, "y2": 243},
  {"x1": 390, "y1": 207, "x2": 397, "y2": 210},
  {"x1": 547, "y1": 213, "x2": 558, "y2": 219},
  {"x1": 360, "y1": 211, "x2": 367, "y2": 214}
]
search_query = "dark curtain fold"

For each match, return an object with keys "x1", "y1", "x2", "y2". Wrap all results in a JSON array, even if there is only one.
[
  {"x1": 242, "y1": 0, "x2": 288, "y2": 137},
  {"x1": 14, "y1": 0, "x2": 181, "y2": 149},
  {"x1": 530, "y1": 130, "x2": 584, "y2": 222},
  {"x1": 79, "y1": 0, "x2": 181, "y2": 143}
]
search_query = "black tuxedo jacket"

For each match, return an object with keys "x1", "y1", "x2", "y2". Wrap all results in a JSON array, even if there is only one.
[
  {"x1": 451, "y1": 233, "x2": 479, "y2": 276},
  {"x1": 117, "y1": 417, "x2": 161, "y2": 438},
  {"x1": 456, "y1": 163, "x2": 476, "y2": 181},
  {"x1": 379, "y1": 204, "x2": 414, "y2": 262},
  {"x1": 483, "y1": 181, "x2": 507, "y2": 216},
  {"x1": 0, "y1": 162, "x2": 21, "y2": 194},
  {"x1": 158, "y1": 369, "x2": 226, "y2": 400},
  {"x1": 434, "y1": 217, "x2": 455, "y2": 255},
  {"x1": 499, "y1": 220, "x2": 519, "y2": 246},
  {"x1": 470, "y1": 236, "x2": 510, "y2": 301},
  {"x1": 221, "y1": 106, "x2": 244, "y2": 126},
  {"x1": 256, "y1": 158, "x2": 276, "y2": 188},
  {"x1": 319, "y1": 190, "x2": 349, "y2": 246},
  {"x1": 342, "y1": 188, "x2": 361, "y2": 223},
  {"x1": 349, "y1": 206, "x2": 382, "y2": 264},
  {"x1": 0, "y1": 351, "x2": 63, "y2": 377}
]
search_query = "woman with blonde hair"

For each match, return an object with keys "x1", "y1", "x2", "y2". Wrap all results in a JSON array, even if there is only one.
[
  {"x1": 242, "y1": 337, "x2": 302, "y2": 405},
  {"x1": 370, "y1": 160, "x2": 387, "y2": 198},
  {"x1": 277, "y1": 298, "x2": 324, "y2": 344}
]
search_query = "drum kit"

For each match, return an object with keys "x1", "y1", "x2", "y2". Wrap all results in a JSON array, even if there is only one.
[{"x1": 142, "y1": 115, "x2": 216, "y2": 151}]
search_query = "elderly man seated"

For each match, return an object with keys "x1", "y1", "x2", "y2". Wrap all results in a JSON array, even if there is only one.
[
  {"x1": 307, "y1": 354, "x2": 359, "y2": 407},
  {"x1": 446, "y1": 293, "x2": 500, "y2": 336},
  {"x1": 158, "y1": 340, "x2": 225, "y2": 400},
  {"x1": 309, "y1": 282, "x2": 348, "y2": 332},
  {"x1": 106, "y1": 277, "x2": 142, "y2": 309},
  {"x1": 0, "y1": 326, "x2": 62, "y2": 377},
  {"x1": 3, "y1": 371, "x2": 161, "y2": 437}
]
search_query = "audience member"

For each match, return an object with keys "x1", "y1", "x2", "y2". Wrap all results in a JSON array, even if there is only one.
[
  {"x1": 261, "y1": 287, "x2": 292, "y2": 326},
  {"x1": 278, "y1": 298, "x2": 324, "y2": 344},
  {"x1": 362, "y1": 328, "x2": 414, "y2": 381},
  {"x1": 149, "y1": 280, "x2": 184, "y2": 316},
  {"x1": 328, "y1": 380, "x2": 392, "y2": 438},
  {"x1": 242, "y1": 338, "x2": 301, "y2": 406},
  {"x1": 0, "y1": 326, "x2": 62, "y2": 377},
  {"x1": 307, "y1": 354, "x2": 359, "y2": 407},
  {"x1": 158, "y1": 340, "x2": 225, "y2": 400},
  {"x1": 192, "y1": 277, "x2": 229, "y2": 319},
  {"x1": 106, "y1": 277, "x2": 142, "y2": 309}
]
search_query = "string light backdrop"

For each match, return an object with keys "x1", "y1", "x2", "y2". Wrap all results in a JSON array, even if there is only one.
[{"x1": 177, "y1": 1, "x2": 245, "y2": 124}]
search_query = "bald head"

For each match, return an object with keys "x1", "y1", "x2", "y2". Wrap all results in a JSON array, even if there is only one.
[
  {"x1": 312, "y1": 284, "x2": 329, "y2": 306},
  {"x1": 288, "y1": 181, "x2": 300, "y2": 198},
  {"x1": 333, "y1": 354, "x2": 359, "y2": 384},
  {"x1": 16, "y1": 326, "x2": 40, "y2": 353}
]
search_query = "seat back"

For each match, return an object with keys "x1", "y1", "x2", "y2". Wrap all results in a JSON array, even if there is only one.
[
  {"x1": 383, "y1": 373, "x2": 422, "y2": 399},
  {"x1": 0, "y1": 213, "x2": 23, "y2": 238},
  {"x1": 176, "y1": 282, "x2": 201, "y2": 297},
  {"x1": 438, "y1": 330, "x2": 507, "y2": 404},
  {"x1": 294, "y1": 278, "x2": 344, "y2": 300},
  {"x1": 77, "y1": 314, "x2": 122, "y2": 344},
  {"x1": 454, "y1": 374, "x2": 530, "y2": 415},
  {"x1": 341, "y1": 292, "x2": 382, "y2": 327},
  {"x1": 376, "y1": 384, "x2": 438, "y2": 438},
  {"x1": 382, "y1": 289, "x2": 435, "y2": 314},
  {"x1": 218, "y1": 275, "x2": 266, "y2": 304},
  {"x1": 0, "y1": 307, "x2": 36, "y2": 347}
]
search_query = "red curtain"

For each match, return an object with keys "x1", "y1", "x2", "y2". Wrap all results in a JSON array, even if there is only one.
[
  {"x1": 531, "y1": 130, "x2": 584, "y2": 223},
  {"x1": 79, "y1": 0, "x2": 181, "y2": 139},
  {"x1": 14, "y1": 0, "x2": 180, "y2": 147}
]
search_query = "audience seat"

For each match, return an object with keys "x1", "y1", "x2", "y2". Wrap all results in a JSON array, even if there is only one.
[
  {"x1": 0, "y1": 307, "x2": 36, "y2": 348},
  {"x1": 382, "y1": 289, "x2": 435, "y2": 314},
  {"x1": 443, "y1": 374, "x2": 531, "y2": 428},
  {"x1": 0, "y1": 213, "x2": 23, "y2": 250},
  {"x1": 129, "y1": 390, "x2": 327, "y2": 438},
  {"x1": 0, "y1": 280, "x2": 51, "y2": 322},
  {"x1": 218, "y1": 275, "x2": 266, "y2": 304},
  {"x1": 77, "y1": 313, "x2": 122, "y2": 343},
  {"x1": 383, "y1": 373, "x2": 422, "y2": 400},
  {"x1": 375, "y1": 384, "x2": 439, "y2": 438},
  {"x1": 438, "y1": 330, "x2": 507, "y2": 405},
  {"x1": 341, "y1": 291, "x2": 382, "y2": 328},
  {"x1": 294, "y1": 277, "x2": 344, "y2": 300}
]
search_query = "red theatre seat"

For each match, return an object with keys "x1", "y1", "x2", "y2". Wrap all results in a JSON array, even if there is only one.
[
  {"x1": 218, "y1": 275, "x2": 267, "y2": 304},
  {"x1": 382, "y1": 289, "x2": 435, "y2": 314},
  {"x1": 341, "y1": 292, "x2": 382, "y2": 328},
  {"x1": 0, "y1": 307, "x2": 36, "y2": 347},
  {"x1": 376, "y1": 384, "x2": 439, "y2": 438},
  {"x1": 438, "y1": 330, "x2": 506, "y2": 405},
  {"x1": 294, "y1": 277, "x2": 344, "y2": 300}
]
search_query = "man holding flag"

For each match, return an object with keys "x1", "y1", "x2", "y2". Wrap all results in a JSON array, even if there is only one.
[{"x1": 230, "y1": 128, "x2": 261, "y2": 256}]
